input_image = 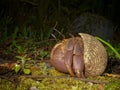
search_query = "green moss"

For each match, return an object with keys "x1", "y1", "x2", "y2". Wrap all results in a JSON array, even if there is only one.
[
  {"x1": 48, "y1": 67, "x2": 68, "y2": 76},
  {"x1": 0, "y1": 78, "x2": 15, "y2": 90},
  {"x1": 17, "y1": 63, "x2": 120, "y2": 90},
  {"x1": 0, "y1": 62, "x2": 120, "y2": 90}
]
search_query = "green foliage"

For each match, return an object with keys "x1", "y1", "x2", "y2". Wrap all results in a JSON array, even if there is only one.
[
  {"x1": 8, "y1": 40, "x2": 27, "y2": 55},
  {"x1": 36, "y1": 62, "x2": 48, "y2": 75},
  {"x1": 96, "y1": 36, "x2": 120, "y2": 59},
  {"x1": 39, "y1": 50, "x2": 50, "y2": 60},
  {"x1": 14, "y1": 64, "x2": 21, "y2": 73},
  {"x1": 30, "y1": 46, "x2": 50, "y2": 60},
  {"x1": 23, "y1": 69, "x2": 31, "y2": 75},
  {"x1": 15, "y1": 55, "x2": 31, "y2": 74},
  {"x1": 114, "y1": 43, "x2": 120, "y2": 53}
]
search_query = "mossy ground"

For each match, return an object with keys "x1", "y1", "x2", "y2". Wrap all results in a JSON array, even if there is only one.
[{"x1": 0, "y1": 62, "x2": 120, "y2": 90}]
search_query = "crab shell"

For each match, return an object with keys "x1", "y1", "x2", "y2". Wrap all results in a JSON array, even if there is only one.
[{"x1": 50, "y1": 33, "x2": 107, "y2": 78}]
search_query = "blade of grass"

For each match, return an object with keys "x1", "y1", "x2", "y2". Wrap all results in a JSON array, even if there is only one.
[{"x1": 96, "y1": 36, "x2": 120, "y2": 59}]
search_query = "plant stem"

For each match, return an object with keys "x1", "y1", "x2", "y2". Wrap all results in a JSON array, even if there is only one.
[{"x1": 96, "y1": 36, "x2": 120, "y2": 59}]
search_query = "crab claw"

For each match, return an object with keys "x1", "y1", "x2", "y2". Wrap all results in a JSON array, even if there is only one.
[
  {"x1": 64, "y1": 38, "x2": 75, "y2": 76},
  {"x1": 50, "y1": 43, "x2": 68, "y2": 73}
]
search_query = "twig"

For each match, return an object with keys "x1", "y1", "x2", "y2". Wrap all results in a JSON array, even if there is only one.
[
  {"x1": 52, "y1": 22, "x2": 65, "y2": 39},
  {"x1": 7, "y1": 75, "x2": 109, "y2": 85}
]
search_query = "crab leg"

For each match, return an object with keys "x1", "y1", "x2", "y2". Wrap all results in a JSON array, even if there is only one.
[
  {"x1": 73, "y1": 55, "x2": 84, "y2": 78},
  {"x1": 64, "y1": 38, "x2": 75, "y2": 76},
  {"x1": 73, "y1": 39, "x2": 85, "y2": 78}
]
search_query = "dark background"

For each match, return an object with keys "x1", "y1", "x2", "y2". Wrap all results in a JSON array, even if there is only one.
[{"x1": 0, "y1": 0, "x2": 120, "y2": 42}]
